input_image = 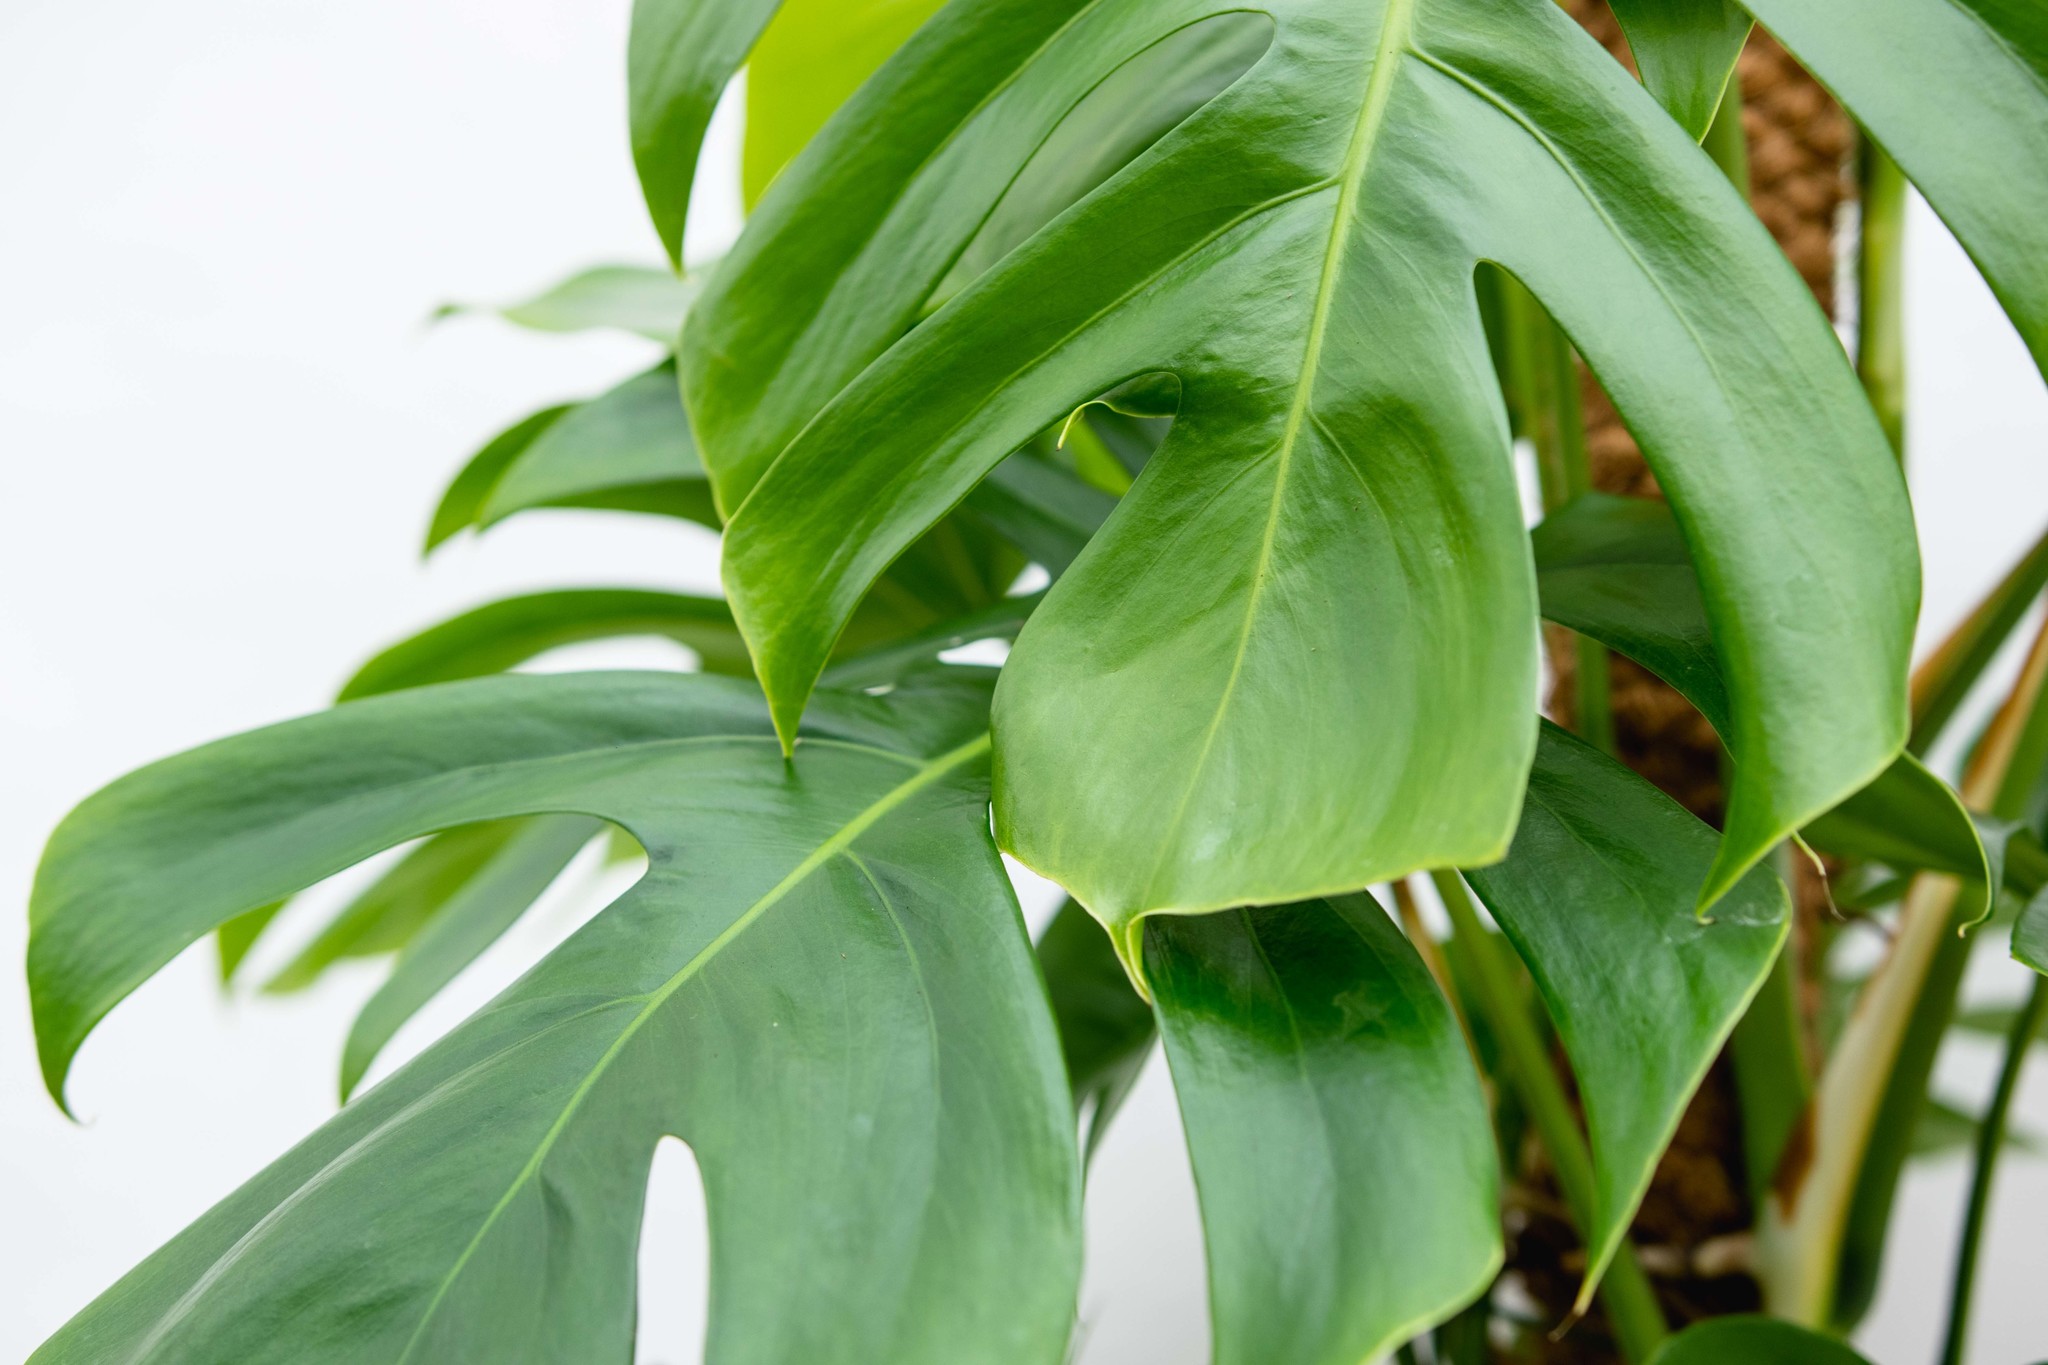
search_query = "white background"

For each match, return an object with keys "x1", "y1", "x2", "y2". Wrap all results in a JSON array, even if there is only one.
[{"x1": 2, "y1": 1, "x2": 2043, "y2": 1360}]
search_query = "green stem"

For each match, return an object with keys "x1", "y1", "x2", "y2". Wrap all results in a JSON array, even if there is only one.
[
  {"x1": 1939, "y1": 979, "x2": 2047, "y2": 1365},
  {"x1": 1857, "y1": 142, "x2": 1908, "y2": 462},
  {"x1": 1729, "y1": 878, "x2": 1811, "y2": 1206},
  {"x1": 1430, "y1": 870, "x2": 1667, "y2": 1360}
]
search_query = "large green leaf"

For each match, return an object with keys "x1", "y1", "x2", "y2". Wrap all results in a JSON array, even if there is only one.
[
  {"x1": 435, "y1": 264, "x2": 697, "y2": 343},
  {"x1": 28, "y1": 671, "x2": 1080, "y2": 1363},
  {"x1": 687, "y1": 0, "x2": 1915, "y2": 966},
  {"x1": 629, "y1": 0, "x2": 783, "y2": 265},
  {"x1": 1606, "y1": 0, "x2": 1751, "y2": 140},
  {"x1": 339, "y1": 590, "x2": 751, "y2": 700},
  {"x1": 1463, "y1": 723, "x2": 1788, "y2": 1299},
  {"x1": 1646, "y1": 1316, "x2": 1871, "y2": 1365},
  {"x1": 1148, "y1": 894, "x2": 1499, "y2": 1364},
  {"x1": 1745, "y1": 0, "x2": 2048, "y2": 375},
  {"x1": 742, "y1": 0, "x2": 947, "y2": 208}
]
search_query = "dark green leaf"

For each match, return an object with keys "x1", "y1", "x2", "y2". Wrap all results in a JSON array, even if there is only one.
[
  {"x1": 1646, "y1": 1316, "x2": 1871, "y2": 1365},
  {"x1": 263, "y1": 820, "x2": 530, "y2": 993},
  {"x1": 340, "y1": 814, "x2": 603, "y2": 1099},
  {"x1": 690, "y1": 0, "x2": 1914, "y2": 966},
  {"x1": 2018, "y1": 885, "x2": 2048, "y2": 975},
  {"x1": 477, "y1": 364, "x2": 718, "y2": 533},
  {"x1": 1746, "y1": 0, "x2": 2048, "y2": 376},
  {"x1": 340, "y1": 590, "x2": 752, "y2": 701},
  {"x1": 1464, "y1": 722, "x2": 1788, "y2": 1297},
  {"x1": 29, "y1": 670, "x2": 1079, "y2": 1363},
  {"x1": 1148, "y1": 894, "x2": 1499, "y2": 1365},
  {"x1": 1035, "y1": 898, "x2": 1154, "y2": 1157},
  {"x1": 425, "y1": 405, "x2": 570, "y2": 553},
  {"x1": 817, "y1": 593, "x2": 1040, "y2": 691},
  {"x1": 959, "y1": 452, "x2": 1117, "y2": 577},
  {"x1": 1605, "y1": 0, "x2": 1751, "y2": 141}
]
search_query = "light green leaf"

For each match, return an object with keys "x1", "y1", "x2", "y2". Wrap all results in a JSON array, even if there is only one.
[
  {"x1": 340, "y1": 814, "x2": 603, "y2": 1099},
  {"x1": 1463, "y1": 722, "x2": 1788, "y2": 1301},
  {"x1": 479, "y1": 364, "x2": 718, "y2": 532},
  {"x1": 1605, "y1": 0, "x2": 1751, "y2": 141},
  {"x1": 1746, "y1": 0, "x2": 2048, "y2": 376},
  {"x1": 743, "y1": 0, "x2": 947, "y2": 209},
  {"x1": 437, "y1": 265, "x2": 697, "y2": 343},
  {"x1": 1035, "y1": 899, "x2": 1155, "y2": 1158},
  {"x1": 628, "y1": 0, "x2": 782, "y2": 265},
  {"x1": 2019, "y1": 885, "x2": 2048, "y2": 975},
  {"x1": 689, "y1": 0, "x2": 1914, "y2": 965},
  {"x1": 29, "y1": 670, "x2": 1080, "y2": 1363},
  {"x1": 263, "y1": 820, "x2": 532, "y2": 993},
  {"x1": 425, "y1": 405, "x2": 571, "y2": 553},
  {"x1": 1646, "y1": 1316, "x2": 1871, "y2": 1365},
  {"x1": 215, "y1": 901, "x2": 284, "y2": 983},
  {"x1": 340, "y1": 590, "x2": 752, "y2": 701},
  {"x1": 1147, "y1": 894, "x2": 1499, "y2": 1365}
]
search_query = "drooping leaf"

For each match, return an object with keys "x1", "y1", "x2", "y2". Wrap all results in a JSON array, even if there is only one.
[
  {"x1": 1746, "y1": 0, "x2": 2048, "y2": 376},
  {"x1": 425, "y1": 405, "x2": 571, "y2": 553},
  {"x1": 2019, "y1": 885, "x2": 2048, "y2": 975},
  {"x1": 1147, "y1": 894, "x2": 1499, "y2": 1365},
  {"x1": 215, "y1": 901, "x2": 284, "y2": 983},
  {"x1": 1035, "y1": 898, "x2": 1155, "y2": 1157},
  {"x1": 1462, "y1": 722, "x2": 1788, "y2": 1299},
  {"x1": 263, "y1": 820, "x2": 531, "y2": 993},
  {"x1": 436, "y1": 265, "x2": 697, "y2": 343},
  {"x1": 29, "y1": 670, "x2": 1080, "y2": 1363},
  {"x1": 629, "y1": 0, "x2": 784, "y2": 266},
  {"x1": 340, "y1": 814, "x2": 604, "y2": 1099},
  {"x1": 1605, "y1": 0, "x2": 1751, "y2": 141},
  {"x1": 1531, "y1": 494, "x2": 1995, "y2": 925},
  {"x1": 340, "y1": 590, "x2": 752, "y2": 701},
  {"x1": 1646, "y1": 1316, "x2": 1871, "y2": 1365},
  {"x1": 688, "y1": 0, "x2": 1915, "y2": 965},
  {"x1": 743, "y1": 0, "x2": 948, "y2": 208}
]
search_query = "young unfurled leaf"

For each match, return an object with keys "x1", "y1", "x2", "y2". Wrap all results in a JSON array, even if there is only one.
[
  {"x1": 689, "y1": 0, "x2": 1914, "y2": 968},
  {"x1": 29, "y1": 671, "x2": 1079, "y2": 1364},
  {"x1": 1464, "y1": 723, "x2": 1787, "y2": 1301},
  {"x1": 1149, "y1": 894, "x2": 1499, "y2": 1365}
]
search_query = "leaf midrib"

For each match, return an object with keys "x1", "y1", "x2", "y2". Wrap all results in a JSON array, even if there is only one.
[{"x1": 1135, "y1": 0, "x2": 1418, "y2": 911}]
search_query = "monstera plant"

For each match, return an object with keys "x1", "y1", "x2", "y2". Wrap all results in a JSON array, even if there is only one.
[{"x1": 24, "y1": 0, "x2": 2048, "y2": 1361}]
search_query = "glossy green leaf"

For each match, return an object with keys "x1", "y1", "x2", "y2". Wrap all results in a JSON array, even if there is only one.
[
  {"x1": 263, "y1": 820, "x2": 531, "y2": 993},
  {"x1": 689, "y1": 0, "x2": 1915, "y2": 963},
  {"x1": 1035, "y1": 898, "x2": 1155, "y2": 1157},
  {"x1": 425, "y1": 405, "x2": 571, "y2": 553},
  {"x1": 1646, "y1": 1316, "x2": 1871, "y2": 1365},
  {"x1": 479, "y1": 364, "x2": 719, "y2": 532},
  {"x1": 29, "y1": 670, "x2": 1079, "y2": 1363},
  {"x1": 1148, "y1": 894, "x2": 1499, "y2": 1365},
  {"x1": 1531, "y1": 494, "x2": 1995, "y2": 926},
  {"x1": 1746, "y1": 0, "x2": 2048, "y2": 375},
  {"x1": 436, "y1": 265, "x2": 696, "y2": 343},
  {"x1": 2019, "y1": 885, "x2": 2048, "y2": 975},
  {"x1": 742, "y1": 0, "x2": 947, "y2": 208},
  {"x1": 629, "y1": 0, "x2": 782, "y2": 265},
  {"x1": 1605, "y1": 0, "x2": 1751, "y2": 141},
  {"x1": 340, "y1": 814, "x2": 603, "y2": 1099},
  {"x1": 1463, "y1": 722, "x2": 1788, "y2": 1298},
  {"x1": 340, "y1": 590, "x2": 751, "y2": 701}
]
